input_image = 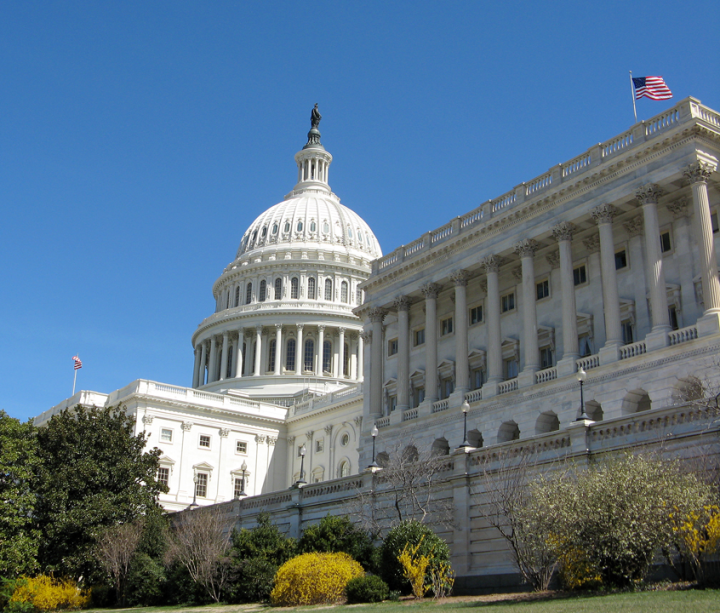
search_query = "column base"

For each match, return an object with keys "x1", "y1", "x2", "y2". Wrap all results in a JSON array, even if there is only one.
[
  {"x1": 645, "y1": 327, "x2": 670, "y2": 351},
  {"x1": 417, "y1": 399, "x2": 434, "y2": 418},
  {"x1": 481, "y1": 380, "x2": 500, "y2": 398},
  {"x1": 698, "y1": 311, "x2": 720, "y2": 337},
  {"x1": 556, "y1": 355, "x2": 579, "y2": 377},
  {"x1": 599, "y1": 343, "x2": 621, "y2": 365},
  {"x1": 518, "y1": 369, "x2": 537, "y2": 389},
  {"x1": 448, "y1": 389, "x2": 468, "y2": 407},
  {"x1": 389, "y1": 409, "x2": 403, "y2": 426}
]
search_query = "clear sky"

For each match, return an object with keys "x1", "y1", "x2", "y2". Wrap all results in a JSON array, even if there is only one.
[{"x1": 1, "y1": 1, "x2": 718, "y2": 421}]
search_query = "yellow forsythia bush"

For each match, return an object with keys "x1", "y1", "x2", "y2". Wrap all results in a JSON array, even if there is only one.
[
  {"x1": 270, "y1": 552, "x2": 364, "y2": 606},
  {"x1": 10, "y1": 576, "x2": 91, "y2": 611}
]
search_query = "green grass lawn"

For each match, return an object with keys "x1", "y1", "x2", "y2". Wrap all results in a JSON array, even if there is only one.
[{"x1": 86, "y1": 590, "x2": 720, "y2": 613}]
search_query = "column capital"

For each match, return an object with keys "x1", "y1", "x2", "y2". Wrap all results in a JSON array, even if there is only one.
[
  {"x1": 623, "y1": 215, "x2": 644, "y2": 238},
  {"x1": 296, "y1": 323, "x2": 304, "y2": 331},
  {"x1": 288, "y1": 436, "x2": 296, "y2": 446},
  {"x1": 481, "y1": 254, "x2": 502, "y2": 274},
  {"x1": 324, "y1": 424, "x2": 333, "y2": 435},
  {"x1": 338, "y1": 327, "x2": 346, "y2": 334},
  {"x1": 545, "y1": 251, "x2": 560, "y2": 269},
  {"x1": 420, "y1": 282, "x2": 440, "y2": 299},
  {"x1": 583, "y1": 234, "x2": 601, "y2": 254},
  {"x1": 255, "y1": 325, "x2": 263, "y2": 333},
  {"x1": 368, "y1": 307, "x2": 386, "y2": 323},
  {"x1": 360, "y1": 330, "x2": 372, "y2": 342},
  {"x1": 513, "y1": 238, "x2": 538, "y2": 258},
  {"x1": 275, "y1": 323, "x2": 282, "y2": 330},
  {"x1": 685, "y1": 160, "x2": 715, "y2": 184},
  {"x1": 591, "y1": 203, "x2": 618, "y2": 225},
  {"x1": 667, "y1": 197, "x2": 691, "y2": 219},
  {"x1": 267, "y1": 436, "x2": 277, "y2": 446},
  {"x1": 182, "y1": 422, "x2": 193, "y2": 432},
  {"x1": 512, "y1": 266, "x2": 523, "y2": 281},
  {"x1": 635, "y1": 183, "x2": 663, "y2": 205},
  {"x1": 450, "y1": 269, "x2": 470, "y2": 287},
  {"x1": 551, "y1": 221, "x2": 575, "y2": 242},
  {"x1": 392, "y1": 296, "x2": 411, "y2": 311},
  {"x1": 256, "y1": 434, "x2": 266, "y2": 444},
  {"x1": 219, "y1": 428, "x2": 230, "y2": 438},
  {"x1": 305, "y1": 430, "x2": 314, "y2": 440}
]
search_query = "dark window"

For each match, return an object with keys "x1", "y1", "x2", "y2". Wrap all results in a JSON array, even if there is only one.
[
  {"x1": 234, "y1": 286, "x2": 240, "y2": 307},
  {"x1": 669, "y1": 306, "x2": 679, "y2": 330},
  {"x1": 471, "y1": 369, "x2": 484, "y2": 390},
  {"x1": 195, "y1": 473, "x2": 208, "y2": 498},
  {"x1": 304, "y1": 339, "x2": 314, "y2": 371},
  {"x1": 323, "y1": 340, "x2": 332, "y2": 373},
  {"x1": 712, "y1": 212, "x2": 719, "y2": 234},
  {"x1": 501, "y1": 292, "x2": 515, "y2": 313},
  {"x1": 615, "y1": 250, "x2": 627, "y2": 270},
  {"x1": 540, "y1": 347, "x2": 553, "y2": 369},
  {"x1": 660, "y1": 231, "x2": 672, "y2": 253},
  {"x1": 470, "y1": 305, "x2": 483, "y2": 325},
  {"x1": 341, "y1": 281, "x2": 348, "y2": 303},
  {"x1": 388, "y1": 339, "x2": 398, "y2": 356},
  {"x1": 308, "y1": 277, "x2": 316, "y2": 299},
  {"x1": 325, "y1": 279, "x2": 333, "y2": 301},
  {"x1": 356, "y1": 288, "x2": 363, "y2": 305},
  {"x1": 274, "y1": 278, "x2": 282, "y2": 300},
  {"x1": 441, "y1": 317, "x2": 453, "y2": 335},
  {"x1": 286, "y1": 339, "x2": 296, "y2": 371},
  {"x1": 573, "y1": 265, "x2": 587, "y2": 286},
  {"x1": 343, "y1": 342, "x2": 349, "y2": 377},
  {"x1": 259, "y1": 280, "x2": 267, "y2": 302},
  {"x1": 414, "y1": 328, "x2": 425, "y2": 346},
  {"x1": 246, "y1": 282, "x2": 252, "y2": 304},
  {"x1": 536, "y1": 279, "x2": 550, "y2": 300},
  {"x1": 158, "y1": 467, "x2": 169, "y2": 487},
  {"x1": 291, "y1": 277, "x2": 299, "y2": 299},
  {"x1": 621, "y1": 321, "x2": 634, "y2": 344},
  {"x1": 268, "y1": 339, "x2": 276, "y2": 372},
  {"x1": 504, "y1": 358, "x2": 518, "y2": 380}
]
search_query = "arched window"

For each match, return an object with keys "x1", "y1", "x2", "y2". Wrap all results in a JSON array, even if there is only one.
[
  {"x1": 246, "y1": 283, "x2": 253, "y2": 305},
  {"x1": 356, "y1": 288, "x2": 363, "y2": 305},
  {"x1": 307, "y1": 277, "x2": 316, "y2": 300},
  {"x1": 297, "y1": 220, "x2": 303, "y2": 232},
  {"x1": 323, "y1": 340, "x2": 332, "y2": 373},
  {"x1": 291, "y1": 277, "x2": 299, "y2": 299},
  {"x1": 274, "y1": 278, "x2": 282, "y2": 300},
  {"x1": 286, "y1": 339, "x2": 296, "y2": 371},
  {"x1": 341, "y1": 281, "x2": 348, "y2": 303},
  {"x1": 234, "y1": 286, "x2": 240, "y2": 307},
  {"x1": 338, "y1": 460, "x2": 350, "y2": 478},
  {"x1": 284, "y1": 221, "x2": 290, "y2": 233},
  {"x1": 268, "y1": 339, "x2": 276, "y2": 372},
  {"x1": 310, "y1": 220, "x2": 316, "y2": 232},
  {"x1": 261, "y1": 226, "x2": 267, "y2": 237},
  {"x1": 272, "y1": 223, "x2": 278, "y2": 234},
  {"x1": 358, "y1": 230, "x2": 363, "y2": 243},
  {"x1": 304, "y1": 339, "x2": 314, "y2": 372},
  {"x1": 347, "y1": 225, "x2": 353, "y2": 238},
  {"x1": 325, "y1": 278, "x2": 333, "y2": 301},
  {"x1": 323, "y1": 221, "x2": 330, "y2": 233},
  {"x1": 259, "y1": 280, "x2": 267, "y2": 302}
]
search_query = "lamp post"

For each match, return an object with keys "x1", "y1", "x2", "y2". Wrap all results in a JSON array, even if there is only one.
[
  {"x1": 238, "y1": 460, "x2": 248, "y2": 497},
  {"x1": 189, "y1": 467, "x2": 198, "y2": 508},
  {"x1": 368, "y1": 424, "x2": 379, "y2": 468},
  {"x1": 297, "y1": 444, "x2": 307, "y2": 485},
  {"x1": 576, "y1": 367, "x2": 589, "y2": 420},
  {"x1": 458, "y1": 399, "x2": 471, "y2": 448}
]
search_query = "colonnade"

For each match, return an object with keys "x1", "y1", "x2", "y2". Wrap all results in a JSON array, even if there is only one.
[
  {"x1": 193, "y1": 324, "x2": 364, "y2": 387},
  {"x1": 366, "y1": 170, "x2": 719, "y2": 420}
]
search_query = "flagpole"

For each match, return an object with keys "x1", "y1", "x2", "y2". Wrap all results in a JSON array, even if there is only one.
[
  {"x1": 72, "y1": 354, "x2": 78, "y2": 396},
  {"x1": 629, "y1": 70, "x2": 638, "y2": 124}
]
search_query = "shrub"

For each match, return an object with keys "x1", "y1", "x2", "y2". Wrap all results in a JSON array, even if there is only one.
[
  {"x1": 298, "y1": 515, "x2": 375, "y2": 571},
  {"x1": 125, "y1": 553, "x2": 166, "y2": 606},
  {"x1": 225, "y1": 558, "x2": 277, "y2": 603},
  {"x1": 9, "y1": 576, "x2": 91, "y2": 611},
  {"x1": 380, "y1": 520, "x2": 450, "y2": 594},
  {"x1": 345, "y1": 575, "x2": 389, "y2": 603},
  {"x1": 269, "y1": 552, "x2": 363, "y2": 606},
  {"x1": 397, "y1": 541, "x2": 430, "y2": 598}
]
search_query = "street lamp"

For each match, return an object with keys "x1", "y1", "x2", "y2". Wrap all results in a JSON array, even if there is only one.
[
  {"x1": 576, "y1": 367, "x2": 589, "y2": 420},
  {"x1": 189, "y1": 467, "x2": 198, "y2": 509},
  {"x1": 458, "y1": 400, "x2": 471, "y2": 448},
  {"x1": 297, "y1": 444, "x2": 307, "y2": 485},
  {"x1": 238, "y1": 460, "x2": 248, "y2": 497},
  {"x1": 368, "y1": 424, "x2": 379, "y2": 468}
]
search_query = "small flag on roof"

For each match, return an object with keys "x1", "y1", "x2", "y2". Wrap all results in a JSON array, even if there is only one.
[
  {"x1": 632, "y1": 76, "x2": 673, "y2": 101},
  {"x1": 72, "y1": 355, "x2": 83, "y2": 370}
]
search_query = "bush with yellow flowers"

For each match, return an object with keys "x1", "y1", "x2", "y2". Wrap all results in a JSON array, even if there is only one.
[
  {"x1": 8, "y1": 576, "x2": 91, "y2": 612},
  {"x1": 668, "y1": 504, "x2": 720, "y2": 584},
  {"x1": 269, "y1": 552, "x2": 363, "y2": 606}
]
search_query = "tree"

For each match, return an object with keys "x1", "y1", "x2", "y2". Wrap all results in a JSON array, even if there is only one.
[
  {"x1": 95, "y1": 520, "x2": 145, "y2": 606},
  {"x1": 165, "y1": 505, "x2": 234, "y2": 603},
  {"x1": 34, "y1": 405, "x2": 165, "y2": 580},
  {"x1": 0, "y1": 411, "x2": 40, "y2": 577}
]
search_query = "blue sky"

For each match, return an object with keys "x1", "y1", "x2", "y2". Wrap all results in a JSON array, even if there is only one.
[{"x1": 1, "y1": 1, "x2": 718, "y2": 421}]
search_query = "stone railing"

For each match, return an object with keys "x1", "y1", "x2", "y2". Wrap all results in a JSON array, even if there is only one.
[
  {"x1": 291, "y1": 383, "x2": 363, "y2": 416},
  {"x1": 403, "y1": 407, "x2": 418, "y2": 421},
  {"x1": 464, "y1": 389, "x2": 482, "y2": 403},
  {"x1": 669, "y1": 325, "x2": 698, "y2": 346},
  {"x1": 432, "y1": 398, "x2": 450, "y2": 413},
  {"x1": 372, "y1": 97, "x2": 718, "y2": 276},
  {"x1": 375, "y1": 415, "x2": 391, "y2": 428},
  {"x1": 498, "y1": 378, "x2": 519, "y2": 395},
  {"x1": 576, "y1": 354, "x2": 600, "y2": 370},
  {"x1": 619, "y1": 340, "x2": 647, "y2": 360},
  {"x1": 535, "y1": 367, "x2": 557, "y2": 384}
]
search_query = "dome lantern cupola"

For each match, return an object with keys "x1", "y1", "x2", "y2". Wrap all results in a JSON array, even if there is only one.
[{"x1": 293, "y1": 104, "x2": 332, "y2": 194}]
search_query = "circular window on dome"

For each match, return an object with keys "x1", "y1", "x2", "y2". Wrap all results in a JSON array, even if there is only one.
[
  {"x1": 261, "y1": 226, "x2": 267, "y2": 238},
  {"x1": 272, "y1": 223, "x2": 278, "y2": 234},
  {"x1": 323, "y1": 221, "x2": 330, "y2": 234},
  {"x1": 284, "y1": 221, "x2": 290, "y2": 233},
  {"x1": 340, "y1": 433, "x2": 349, "y2": 446},
  {"x1": 310, "y1": 221, "x2": 317, "y2": 232},
  {"x1": 297, "y1": 220, "x2": 303, "y2": 232},
  {"x1": 347, "y1": 225, "x2": 353, "y2": 238}
]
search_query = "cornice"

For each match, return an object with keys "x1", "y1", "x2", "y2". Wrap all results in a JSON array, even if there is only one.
[{"x1": 286, "y1": 395, "x2": 363, "y2": 424}]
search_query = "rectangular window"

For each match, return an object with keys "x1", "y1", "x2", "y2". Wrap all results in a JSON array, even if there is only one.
[
  {"x1": 504, "y1": 358, "x2": 518, "y2": 380},
  {"x1": 615, "y1": 249, "x2": 627, "y2": 270},
  {"x1": 579, "y1": 334, "x2": 593, "y2": 357},
  {"x1": 388, "y1": 338, "x2": 398, "y2": 356},
  {"x1": 158, "y1": 467, "x2": 169, "y2": 487},
  {"x1": 660, "y1": 231, "x2": 672, "y2": 253},
  {"x1": 501, "y1": 292, "x2": 515, "y2": 313},
  {"x1": 470, "y1": 305, "x2": 483, "y2": 325},
  {"x1": 315, "y1": 438, "x2": 324, "y2": 453},
  {"x1": 441, "y1": 317, "x2": 453, "y2": 335},
  {"x1": 160, "y1": 428, "x2": 173, "y2": 443},
  {"x1": 573, "y1": 265, "x2": 587, "y2": 286},
  {"x1": 234, "y1": 477, "x2": 245, "y2": 498},
  {"x1": 621, "y1": 321, "x2": 634, "y2": 345},
  {"x1": 669, "y1": 305, "x2": 679, "y2": 331},
  {"x1": 471, "y1": 369, "x2": 484, "y2": 390},
  {"x1": 389, "y1": 395, "x2": 397, "y2": 412},
  {"x1": 440, "y1": 378, "x2": 454, "y2": 399},
  {"x1": 236, "y1": 441, "x2": 247, "y2": 454},
  {"x1": 199, "y1": 435, "x2": 211, "y2": 448},
  {"x1": 540, "y1": 347, "x2": 553, "y2": 369},
  {"x1": 413, "y1": 387, "x2": 425, "y2": 407},
  {"x1": 536, "y1": 279, "x2": 550, "y2": 300},
  {"x1": 414, "y1": 328, "x2": 425, "y2": 346},
  {"x1": 356, "y1": 288, "x2": 363, "y2": 305},
  {"x1": 195, "y1": 473, "x2": 208, "y2": 498}
]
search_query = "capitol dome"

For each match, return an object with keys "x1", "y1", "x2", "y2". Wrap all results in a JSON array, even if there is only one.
[{"x1": 189, "y1": 107, "x2": 379, "y2": 403}]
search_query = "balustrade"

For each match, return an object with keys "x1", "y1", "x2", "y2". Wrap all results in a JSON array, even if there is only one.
[
  {"x1": 619, "y1": 340, "x2": 647, "y2": 360},
  {"x1": 669, "y1": 325, "x2": 698, "y2": 346}
]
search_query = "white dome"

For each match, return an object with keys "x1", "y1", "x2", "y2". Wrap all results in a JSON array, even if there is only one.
[{"x1": 236, "y1": 192, "x2": 381, "y2": 260}]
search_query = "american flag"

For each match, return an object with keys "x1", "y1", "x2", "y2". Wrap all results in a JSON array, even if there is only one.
[
  {"x1": 72, "y1": 355, "x2": 82, "y2": 370},
  {"x1": 632, "y1": 76, "x2": 672, "y2": 101}
]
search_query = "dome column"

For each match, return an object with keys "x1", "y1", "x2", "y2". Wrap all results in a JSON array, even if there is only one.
[
  {"x1": 208, "y1": 336, "x2": 218, "y2": 383},
  {"x1": 220, "y1": 331, "x2": 230, "y2": 381},
  {"x1": 192, "y1": 345, "x2": 201, "y2": 388},
  {"x1": 296, "y1": 325, "x2": 304, "y2": 375},
  {"x1": 274, "y1": 325, "x2": 283, "y2": 376},
  {"x1": 253, "y1": 326, "x2": 262, "y2": 376},
  {"x1": 338, "y1": 327, "x2": 346, "y2": 378},
  {"x1": 199, "y1": 341, "x2": 208, "y2": 386},
  {"x1": 316, "y1": 326, "x2": 325, "y2": 376},
  {"x1": 357, "y1": 333, "x2": 365, "y2": 380},
  {"x1": 234, "y1": 328, "x2": 244, "y2": 378}
]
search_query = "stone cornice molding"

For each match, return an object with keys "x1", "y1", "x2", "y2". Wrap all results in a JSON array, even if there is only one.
[
  {"x1": 392, "y1": 296, "x2": 411, "y2": 311},
  {"x1": 551, "y1": 221, "x2": 575, "y2": 243},
  {"x1": 420, "y1": 282, "x2": 441, "y2": 300},
  {"x1": 667, "y1": 197, "x2": 691, "y2": 219},
  {"x1": 623, "y1": 215, "x2": 644, "y2": 238},
  {"x1": 685, "y1": 160, "x2": 715, "y2": 184},
  {"x1": 513, "y1": 238, "x2": 538, "y2": 258},
  {"x1": 583, "y1": 234, "x2": 601, "y2": 253},
  {"x1": 591, "y1": 203, "x2": 617, "y2": 225},
  {"x1": 450, "y1": 269, "x2": 470, "y2": 287},
  {"x1": 481, "y1": 254, "x2": 502, "y2": 274},
  {"x1": 635, "y1": 183, "x2": 663, "y2": 205}
]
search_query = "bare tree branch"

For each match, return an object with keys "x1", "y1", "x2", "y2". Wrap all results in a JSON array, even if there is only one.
[{"x1": 95, "y1": 519, "x2": 145, "y2": 605}]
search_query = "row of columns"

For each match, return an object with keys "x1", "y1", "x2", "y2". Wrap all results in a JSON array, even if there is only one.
[
  {"x1": 192, "y1": 325, "x2": 365, "y2": 387},
  {"x1": 367, "y1": 165, "x2": 718, "y2": 418}
]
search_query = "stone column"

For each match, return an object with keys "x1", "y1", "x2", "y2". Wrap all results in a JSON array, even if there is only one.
[
  {"x1": 273, "y1": 324, "x2": 283, "y2": 375},
  {"x1": 338, "y1": 327, "x2": 346, "y2": 378},
  {"x1": 234, "y1": 328, "x2": 244, "y2": 378},
  {"x1": 482, "y1": 255, "x2": 503, "y2": 396},
  {"x1": 515, "y1": 240, "x2": 539, "y2": 385},
  {"x1": 192, "y1": 345, "x2": 201, "y2": 388},
  {"x1": 316, "y1": 325, "x2": 325, "y2": 376},
  {"x1": 296, "y1": 324, "x2": 304, "y2": 375},
  {"x1": 359, "y1": 331, "x2": 368, "y2": 382},
  {"x1": 667, "y1": 197, "x2": 696, "y2": 324},
  {"x1": 623, "y1": 215, "x2": 651, "y2": 339},
  {"x1": 685, "y1": 161, "x2": 720, "y2": 336},
  {"x1": 591, "y1": 204, "x2": 622, "y2": 362},
  {"x1": 199, "y1": 341, "x2": 208, "y2": 386},
  {"x1": 553, "y1": 223, "x2": 579, "y2": 375},
  {"x1": 253, "y1": 326, "x2": 262, "y2": 376},
  {"x1": 583, "y1": 235, "x2": 605, "y2": 346},
  {"x1": 450, "y1": 270, "x2": 470, "y2": 395},
  {"x1": 637, "y1": 184, "x2": 671, "y2": 348},
  {"x1": 421, "y1": 283, "x2": 440, "y2": 404},
  {"x1": 208, "y1": 336, "x2": 218, "y2": 383},
  {"x1": 219, "y1": 331, "x2": 230, "y2": 381},
  {"x1": 369, "y1": 308, "x2": 386, "y2": 419},
  {"x1": 350, "y1": 334, "x2": 358, "y2": 379},
  {"x1": 393, "y1": 297, "x2": 411, "y2": 411}
]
